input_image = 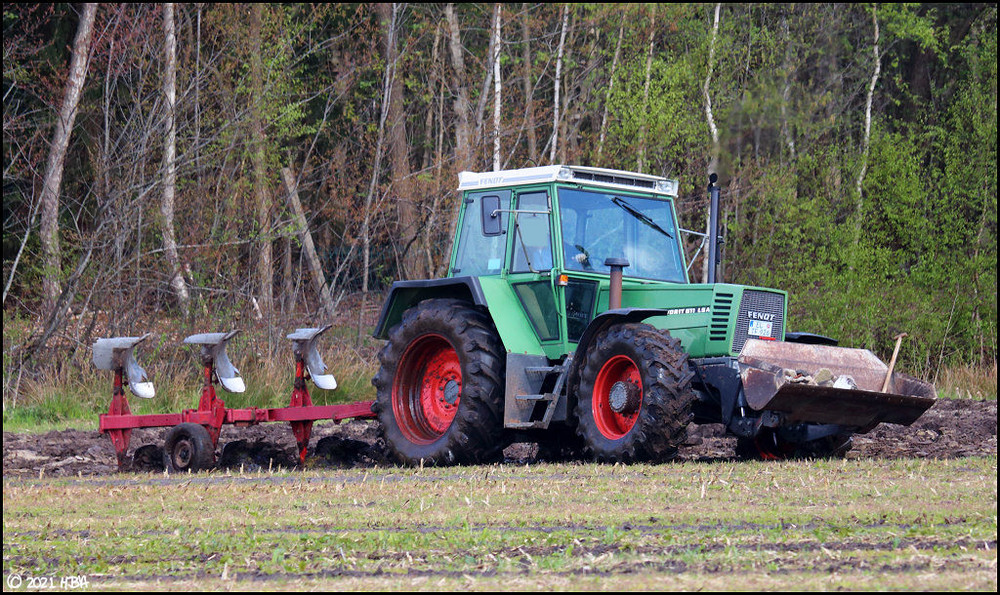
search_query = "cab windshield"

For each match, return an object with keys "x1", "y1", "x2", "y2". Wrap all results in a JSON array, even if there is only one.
[{"x1": 558, "y1": 187, "x2": 686, "y2": 283}]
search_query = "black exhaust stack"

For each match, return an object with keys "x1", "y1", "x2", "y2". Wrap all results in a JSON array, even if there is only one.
[{"x1": 707, "y1": 173, "x2": 721, "y2": 284}]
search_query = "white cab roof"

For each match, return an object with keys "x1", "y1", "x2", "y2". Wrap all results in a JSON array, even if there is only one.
[{"x1": 458, "y1": 165, "x2": 679, "y2": 197}]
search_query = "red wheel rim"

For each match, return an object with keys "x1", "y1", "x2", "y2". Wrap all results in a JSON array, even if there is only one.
[
  {"x1": 592, "y1": 354, "x2": 642, "y2": 440},
  {"x1": 392, "y1": 335, "x2": 462, "y2": 444}
]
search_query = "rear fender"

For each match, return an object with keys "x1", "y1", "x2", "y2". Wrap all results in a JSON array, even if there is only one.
[{"x1": 373, "y1": 277, "x2": 487, "y2": 340}]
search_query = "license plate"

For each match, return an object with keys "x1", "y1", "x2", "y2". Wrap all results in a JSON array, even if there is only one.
[{"x1": 748, "y1": 320, "x2": 773, "y2": 337}]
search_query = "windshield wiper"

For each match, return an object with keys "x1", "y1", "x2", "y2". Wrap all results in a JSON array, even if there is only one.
[{"x1": 611, "y1": 196, "x2": 674, "y2": 239}]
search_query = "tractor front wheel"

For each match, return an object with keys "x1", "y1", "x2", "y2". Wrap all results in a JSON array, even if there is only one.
[
  {"x1": 575, "y1": 323, "x2": 695, "y2": 463},
  {"x1": 373, "y1": 299, "x2": 505, "y2": 466},
  {"x1": 736, "y1": 429, "x2": 853, "y2": 460}
]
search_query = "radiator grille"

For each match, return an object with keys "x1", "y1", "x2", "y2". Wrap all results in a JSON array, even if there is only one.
[
  {"x1": 733, "y1": 290, "x2": 785, "y2": 352},
  {"x1": 710, "y1": 292, "x2": 734, "y2": 342}
]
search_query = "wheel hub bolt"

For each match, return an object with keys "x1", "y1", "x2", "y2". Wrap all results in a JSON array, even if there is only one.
[{"x1": 443, "y1": 379, "x2": 460, "y2": 405}]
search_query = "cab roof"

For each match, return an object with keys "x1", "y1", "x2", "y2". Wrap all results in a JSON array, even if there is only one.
[{"x1": 457, "y1": 165, "x2": 679, "y2": 197}]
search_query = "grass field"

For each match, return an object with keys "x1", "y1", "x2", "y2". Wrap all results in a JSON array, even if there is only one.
[{"x1": 3, "y1": 456, "x2": 996, "y2": 591}]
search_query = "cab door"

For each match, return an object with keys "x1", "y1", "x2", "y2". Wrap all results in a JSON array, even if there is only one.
[{"x1": 507, "y1": 190, "x2": 562, "y2": 351}]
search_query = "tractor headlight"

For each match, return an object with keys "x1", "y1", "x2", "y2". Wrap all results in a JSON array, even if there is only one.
[{"x1": 656, "y1": 179, "x2": 678, "y2": 196}]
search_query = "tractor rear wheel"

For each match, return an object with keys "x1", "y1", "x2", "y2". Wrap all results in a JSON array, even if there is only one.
[
  {"x1": 575, "y1": 323, "x2": 695, "y2": 463},
  {"x1": 163, "y1": 423, "x2": 215, "y2": 473},
  {"x1": 373, "y1": 299, "x2": 505, "y2": 466}
]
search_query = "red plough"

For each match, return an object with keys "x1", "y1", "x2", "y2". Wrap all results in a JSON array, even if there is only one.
[{"x1": 95, "y1": 325, "x2": 375, "y2": 472}]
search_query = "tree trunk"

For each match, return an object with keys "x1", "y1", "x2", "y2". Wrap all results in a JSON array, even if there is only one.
[
  {"x1": 445, "y1": 3, "x2": 472, "y2": 172},
  {"x1": 250, "y1": 3, "x2": 272, "y2": 316},
  {"x1": 856, "y1": 5, "x2": 880, "y2": 227},
  {"x1": 283, "y1": 235, "x2": 294, "y2": 315},
  {"x1": 161, "y1": 3, "x2": 190, "y2": 317},
  {"x1": 491, "y1": 4, "x2": 502, "y2": 171},
  {"x1": 423, "y1": 23, "x2": 444, "y2": 275},
  {"x1": 428, "y1": 58, "x2": 448, "y2": 277},
  {"x1": 282, "y1": 167, "x2": 335, "y2": 318},
  {"x1": 442, "y1": 3, "x2": 473, "y2": 270},
  {"x1": 362, "y1": 3, "x2": 397, "y2": 295},
  {"x1": 549, "y1": 5, "x2": 569, "y2": 164},
  {"x1": 520, "y1": 4, "x2": 538, "y2": 164},
  {"x1": 380, "y1": 3, "x2": 421, "y2": 279},
  {"x1": 701, "y1": 3, "x2": 721, "y2": 284},
  {"x1": 703, "y1": 3, "x2": 721, "y2": 175},
  {"x1": 597, "y1": 17, "x2": 625, "y2": 165},
  {"x1": 38, "y1": 3, "x2": 97, "y2": 315},
  {"x1": 473, "y1": 6, "x2": 500, "y2": 157},
  {"x1": 637, "y1": 5, "x2": 657, "y2": 174},
  {"x1": 194, "y1": 5, "x2": 203, "y2": 187},
  {"x1": 779, "y1": 12, "x2": 796, "y2": 162},
  {"x1": 358, "y1": 4, "x2": 398, "y2": 342}
]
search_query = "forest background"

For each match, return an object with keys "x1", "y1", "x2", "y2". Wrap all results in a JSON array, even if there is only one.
[{"x1": 3, "y1": 3, "x2": 996, "y2": 418}]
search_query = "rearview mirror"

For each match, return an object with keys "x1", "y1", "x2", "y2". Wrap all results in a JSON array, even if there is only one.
[{"x1": 481, "y1": 195, "x2": 502, "y2": 236}]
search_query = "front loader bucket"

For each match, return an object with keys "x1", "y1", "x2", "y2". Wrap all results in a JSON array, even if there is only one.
[{"x1": 738, "y1": 339, "x2": 935, "y2": 432}]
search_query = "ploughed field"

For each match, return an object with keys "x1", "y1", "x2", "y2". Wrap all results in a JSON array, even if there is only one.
[
  {"x1": 2, "y1": 398, "x2": 995, "y2": 476},
  {"x1": 2, "y1": 398, "x2": 996, "y2": 591}
]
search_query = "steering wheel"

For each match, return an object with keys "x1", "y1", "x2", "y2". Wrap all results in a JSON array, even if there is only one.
[{"x1": 565, "y1": 242, "x2": 593, "y2": 270}]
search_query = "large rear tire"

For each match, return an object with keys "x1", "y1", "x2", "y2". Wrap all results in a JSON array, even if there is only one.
[
  {"x1": 373, "y1": 299, "x2": 505, "y2": 466},
  {"x1": 575, "y1": 323, "x2": 695, "y2": 463}
]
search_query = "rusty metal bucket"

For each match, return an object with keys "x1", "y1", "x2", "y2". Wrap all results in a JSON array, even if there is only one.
[{"x1": 737, "y1": 339, "x2": 936, "y2": 432}]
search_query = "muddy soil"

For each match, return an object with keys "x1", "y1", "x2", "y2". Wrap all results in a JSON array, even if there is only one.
[{"x1": 2, "y1": 399, "x2": 995, "y2": 477}]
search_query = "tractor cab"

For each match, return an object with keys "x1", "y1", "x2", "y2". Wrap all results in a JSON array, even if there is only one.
[{"x1": 445, "y1": 166, "x2": 689, "y2": 358}]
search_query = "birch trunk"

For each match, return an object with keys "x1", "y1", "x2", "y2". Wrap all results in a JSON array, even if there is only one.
[
  {"x1": 491, "y1": 4, "x2": 502, "y2": 171},
  {"x1": 856, "y1": 6, "x2": 881, "y2": 227},
  {"x1": 161, "y1": 3, "x2": 190, "y2": 317},
  {"x1": 701, "y1": 3, "x2": 721, "y2": 284},
  {"x1": 636, "y1": 5, "x2": 657, "y2": 174},
  {"x1": 38, "y1": 3, "x2": 97, "y2": 315},
  {"x1": 473, "y1": 6, "x2": 499, "y2": 153},
  {"x1": 250, "y1": 3, "x2": 272, "y2": 315},
  {"x1": 779, "y1": 13, "x2": 796, "y2": 162},
  {"x1": 520, "y1": 4, "x2": 538, "y2": 163},
  {"x1": 597, "y1": 18, "x2": 625, "y2": 165},
  {"x1": 703, "y1": 3, "x2": 721, "y2": 174},
  {"x1": 549, "y1": 5, "x2": 569, "y2": 164}
]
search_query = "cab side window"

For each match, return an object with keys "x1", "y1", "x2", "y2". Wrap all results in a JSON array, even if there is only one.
[{"x1": 511, "y1": 192, "x2": 552, "y2": 273}]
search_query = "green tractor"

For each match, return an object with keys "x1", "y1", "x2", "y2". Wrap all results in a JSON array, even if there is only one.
[{"x1": 372, "y1": 166, "x2": 935, "y2": 465}]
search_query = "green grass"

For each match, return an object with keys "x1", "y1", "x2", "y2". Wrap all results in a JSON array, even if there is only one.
[
  {"x1": 936, "y1": 361, "x2": 998, "y2": 401},
  {"x1": 3, "y1": 457, "x2": 996, "y2": 590}
]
